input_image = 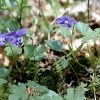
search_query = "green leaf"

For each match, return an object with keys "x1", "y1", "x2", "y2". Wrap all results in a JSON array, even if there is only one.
[
  {"x1": 0, "y1": 78, "x2": 7, "y2": 86},
  {"x1": 28, "y1": 98, "x2": 34, "y2": 100},
  {"x1": 0, "y1": 66, "x2": 12, "y2": 78},
  {"x1": 33, "y1": 45, "x2": 47, "y2": 61},
  {"x1": 75, "y1": 22, "x2": 92, "y2": 35},
  {"x1": 26, "y1": 30, "x2": 34, "y2": 37},
  {"x1": 94, "y1": 28, "x2": 100, "y2": 33},
  {"x1": 81, "y1": 31, "x2": 100, "y2": 42},
  {"x1": 34, "y1": 90, "x2": 63, "y2": 100},
  {"x1": 24, "y1": 45, "x2": 37, "y2": 59},
  {"x1": 15, "y1": 0, "x2": 21, "y2": 4},
  {"x1": 75, "y1": 43, "x2": 84, "y2": 55},
  {"x1": 8, "y1": 20, "x2": 20, "y2": 31},
  {"x1": 26, "y1": 80, "x2": 49, "y2": 93},
  {"x1": 60, "y1": 27, "x2": 71, "y2": 38},
  {"x1": 23, "y1": 36, "x2": 29, "y2": 45},
  {"x1": 45, "y1": 40, "x2": 63, "y2": 52},
  {"x1": 4, "y1": 0, "x2": 11, "y2": 10},
  {"x1": 52, "y1": 25, "x2": 71, "y2": 38},
  {"x1": 9, "y1": 82, "x2": 28, "y2": 100},
  {"x1": 33, "y1": 54, "x2": 45, "y2": 61},
  {"x1": 65, "y1": 86, "x2": 85, "y2": 100},
  {"x1": 26, "y1": 80, "x2": 37, "y2": 88},
  {"x1": 87, "y1": 68, "x2": 94, "y2": 73},
  {"x1": 53, "y1": 55, "x2": 72, "y2": 69},
  {"x1": 34, "y1": 45, "x2": 47, "y2": 56},
  {"x1": 60, "y1": 60, "x2": 68, "y2": 69},
  {"x1": 35, "y1": 84, "x2": 48, "y2": 93},
  {"x1": 5, "y1": 45, "x2": 22, "y2": 56},
  {"x1": 24, "y1": 45, "x2": 47, "y2": 60},
  {"x1": 76, "y1": 23, "x2": 100, "y2": 42},
  {"x1": 65, "y1": 88, "x2": 74, "y2": 100},
  {"x1": 1, "y1": 0, "x2": 11, "y2": 10},
  {"x1": 82, "y1": 28, "x2": 100, "y2": 42}
]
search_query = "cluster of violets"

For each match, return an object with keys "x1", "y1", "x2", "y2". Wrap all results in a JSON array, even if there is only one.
[
  {"x1": 0, "y1": 28, "x2": 27, "y2": 47},
  {"x1": 56, "y1": 16, "x2": 77, "y2": 28},
  {"x1": 0, "y1": 16, "x2": 76, "y2": 47}
]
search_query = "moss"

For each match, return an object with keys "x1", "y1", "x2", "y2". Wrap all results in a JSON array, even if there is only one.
[{"x1": 39, "y1": 70, "x2": 61, "y2": 92}]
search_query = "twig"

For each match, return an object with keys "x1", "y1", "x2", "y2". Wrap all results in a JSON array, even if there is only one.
[
  {"x1": 88, "y1": 0, "x2": 90, "y2": 26},
  {"x1": 50, "y1": 8, "x2": 70, "y2": 25},
  {"x1": 94, "y1": 91, "x2": 96, "y2": 100}
]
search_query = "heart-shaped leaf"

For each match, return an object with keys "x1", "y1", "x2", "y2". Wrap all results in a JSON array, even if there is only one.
[{"x1": 45, "y1": 40, "x2": 63, "y2": 52}]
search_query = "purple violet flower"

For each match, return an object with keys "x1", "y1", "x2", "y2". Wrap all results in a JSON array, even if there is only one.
[
  {"x1": 56, "y1": 16, "x2": 77, "y2": 28},
  {"x1": 10, "y1": 37, "x2": 24, "y2": 47},
  {"x1": 0, "y1": 28, "x2": 27, "y2": 47},
  {"x1": 0, "y1": 33, "x2": 13, "y2": 46},
  {"x1": 7, "y1": 28, "x2": 27, "y2": 47},
  {"x1": 0, "y1": 34, "x2": 7, "y2": 46}
]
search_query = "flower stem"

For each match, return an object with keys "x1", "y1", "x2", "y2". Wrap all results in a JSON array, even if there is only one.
[
  {"x1": 19, "y1": 0, "x2": 24, "y2": 28},
  {"x1": 70, "y1": 26, "x2": 74, "y2": 48},
  {"x1": 9, "y1": 42, "x2": 14, "y2": 55},
  {"x1": 8, "y1": 43, "x2": 19, "y2": 70},
  {"x1": 34, "y1": 62, "x2": 39, "y2": 81},
  {"x1": 10, "y1": 10, "x2": 22, "y2": 28}
]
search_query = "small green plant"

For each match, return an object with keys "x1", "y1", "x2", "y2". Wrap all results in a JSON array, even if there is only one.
[
  {"x1": 89, "y1": 75, "x2": 100, "y2": 100},
  {"x1": 0, "y1": 0, "x2": 100, "y2": 100},
  {"x1": 0, "y1": 67, "x2": 12, "y2": 100}
]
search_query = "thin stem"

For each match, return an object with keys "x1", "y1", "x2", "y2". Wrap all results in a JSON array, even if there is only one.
[
  {"x1": 70, "y1": 25, "x2": 74, "y2": 48},
  {"x1": 8, "y1": 43, "x2": 19, "y2": 70},
  {"x1": 68, "y1": 62, "x2": 80, "y2": 84},
  {"x1": 20, "y1": 0, "x2": 24, "y2": 16},
  {"x1": 25, "y1": 60, "x2": 32, "y2": 70},
  {"x1": 15, "y1": 0, "x2": 19, "y2": 6},
  {"x1": 9, "y1": 42, "x2": 14, "y2": 55},
  {"x1": 88, "y1": 0, "x2": 90, "y2": 26},
  {"x1": 11, "y1": 0, "x2": 23, "y2": 28},
  {"x1": 39, "y1": 1, "x2": 50, "y2": 40},
  {"x1": 87, "y1": 43, "x2": 96, "y2": 69},
  {"x1": 63, "y1": 50, "x2": 67, "y2": 55},
  {"x1": 18, "y1": 0, "x2": 24, "y2": 28},
  {"x1": 73, "y1": 58, "x2": 88, "y2": 71},
  {"x1": 33, "y1": 62, "x2": 39, "y2": 81},
  {"x1": 70, "y1": 34, "x2": 73, "y2": 48},
  {"x1": 10, "y1": 10, "x2": 22, "y2": 28}
]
